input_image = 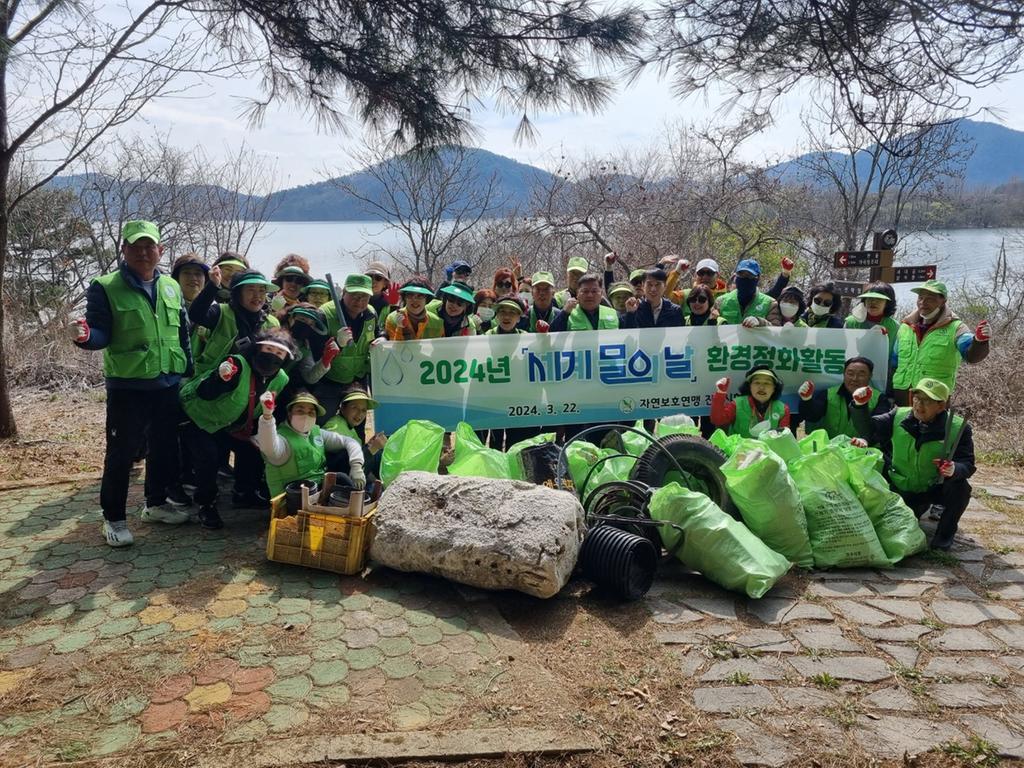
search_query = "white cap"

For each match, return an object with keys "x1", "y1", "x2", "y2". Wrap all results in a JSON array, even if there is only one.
[{"x1": 695, "y1": 258, "x2": 720, "y2": 274}]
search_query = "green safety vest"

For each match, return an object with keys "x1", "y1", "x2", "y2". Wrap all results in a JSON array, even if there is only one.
[
  {"x1": 528, "y1": 304, "x2": 555, "y2": 332},
  {"x1": 814, "y1": 385, "x2": 880, "y2": 439},
  {"x1": 716, "y1": 290, "x2": 774, "y2": 325},
  {"x1": 179, "y1": 355, "x2": 289, "y2": 434},
  {"x1": 890, "y1": 407, "x2": 964, "y2": 493},
  {"x1": 192, "y1": 305, "x2": 279, "y2": 377},
  {"x1": 94, "y1": 271, "x2": 187, "y2": 380},
  {"x1": 566, "y1": 305, "x2": 618, "y2": 331},
  {"x1": 322, "y1": 302, "x2": 377, "y2": 384},
  {"x1": 891, "y1": 320, "x2": 963, "y2": 393},
  {"x1": 730, "y1": 397, "x2": 786, "y2": 438},
  {"x1": 486, "y1": 326, "x2": 525, "y2": 335},
  {"x1": 323, "y1": 416, "x2": 360, "y2": 441},
  {"x1": 264, "y1": 423, "x2": 327, "y2": 498},
  {"x1": 554, "y1": 288, "x2": 573, "y2": 308},
  {"x1": 844, "y1": 315, "x2": 899, "y2": 357}
]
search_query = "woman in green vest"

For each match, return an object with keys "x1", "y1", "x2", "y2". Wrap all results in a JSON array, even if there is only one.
[
  {"x1": 434, "y1": 282, "x2": 479, "y2": 337},
  {"x1": 798, "y1": 356, "x2": 888, "y2": 438},
  {"x1": 710, "y1": 364, "x2": 791, "y2": 437},
  {"x1": 180, "y1": 328, "x2": 297, "y2": 528},
  {"x1": 845, "y1": 282, "x2": 900, "y2": 359},
  {"x1": 682, "y1": 285, "x2": 725, "y2": 326},
  {"x1": 324, "y1": 388, "x2": 388, "y2": 481},
  {"x1": 486, "y1": 296, "x2": 527, "y2": 334},
  {"x1": 766, "y1": 285, "x2": 809, "y2": 327},
  {"x1": 257, "y1": 391, "x2": 365, "y2": 499},
  {"x1": 301, "y1": 279, "x2": 332, "y2": 308}
]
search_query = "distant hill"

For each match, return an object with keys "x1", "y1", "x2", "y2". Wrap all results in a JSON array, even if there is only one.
[
  {"x1": 768, "y1": 119, "x2": 1024, "y2": 188},
  {"x1": 52, "y1": 147, "x2": 556, "y2": 222}
]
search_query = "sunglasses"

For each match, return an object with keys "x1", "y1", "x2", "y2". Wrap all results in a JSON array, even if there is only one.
[
  {"x1": 688, "y1": 295, "x2": 709, "y2": 304},
  {"x1": 696, "y1": 270, "x2": 716, "y2": 277},
  {"x1": 812, "y1": 297, "x2": 832, "y2": 306},
  {"x1": 496, "y1": 281, "x2": 513, "y2": 289},
  {"x1": 369, "y1": 274, "x2": 387, "y2": 282}
]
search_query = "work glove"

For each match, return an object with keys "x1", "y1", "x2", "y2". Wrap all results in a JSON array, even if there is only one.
[
  {"x1": 798, "y1": 381, "x2": 815, "y2": 400},
  {"x1": 849, "y1": 437, "x2": 868, "y2": 448},
  {"x1": 781, "y1": 257, "x2": 795, "y2": 275},
  {"x1": 676, "y1": 258, "x2": 690, "y2": 272},
  {"x1": 321, "y1": 339, "x2": 340, "y2": 367},
  {"x1": 259, "y1": 391, "x2": 276, "y2": 418},
  {"x1": 68, "y1": 318, "x2": 90, "y2": 343},
  {"x1": 933, "y1": 458, "x2": 955, "y2": 478},
  {"x1": 218, "y1": 358, "x2": 239, "y2": 382},
  {"x1": 851, "y1": 386, "x2": 873, "y2": 406},
  {"x1": 741, "y1": 316, "x2": 765, "y2": 328},
  {"x1": 535, "y1": 320, "x2": 550, "y2": 333},
  {"x1": 974, "y1": 319, "x2": 992, "y2": 342},
  {"x1": 715, "y1": 377, "x2": 731, "y2": 394},
  {"x1": 270, "y1": 293, "x2": 287, "y2": 312},
  {"x1": 385, "y1": 281, "x2": 400, "y2": 305},
  {"x1": 877, "y1": 325, "x2": 888, "y2": 336},
  {"x1": 336, "y1": 326, "x2": 353, "y2": 347},
  {"x1": 349, "y1": 464, "x2": 366, "y2": 490}
]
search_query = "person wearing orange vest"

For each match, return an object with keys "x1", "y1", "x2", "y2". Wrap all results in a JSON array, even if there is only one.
[{"x1": 384, "y1": 277, "x2": 444, "y2": 340}]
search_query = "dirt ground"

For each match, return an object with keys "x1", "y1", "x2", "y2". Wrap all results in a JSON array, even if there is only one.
[{"x1": 2, "y1": 386, "x2": 1022, "y2": 768}]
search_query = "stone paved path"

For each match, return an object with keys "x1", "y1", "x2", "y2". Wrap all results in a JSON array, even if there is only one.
[
  {"x1": 645, "y1": 482, "x2": 1024, "y2": 766},
  {"x1": 0, "y1": 480, "x2": 567, "y2": 765}
]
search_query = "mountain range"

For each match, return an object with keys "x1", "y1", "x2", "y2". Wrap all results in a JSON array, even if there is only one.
[{"x1": 51, "y1": 120, "x2": 1024, "y2": 222}]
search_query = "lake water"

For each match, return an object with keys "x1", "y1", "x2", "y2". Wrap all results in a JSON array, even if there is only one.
[{"x1": 245, "y1": 221, "x2": 1021, "y2": 304}]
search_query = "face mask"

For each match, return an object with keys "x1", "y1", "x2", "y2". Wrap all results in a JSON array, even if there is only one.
[
  {"x1": 477, "y1": 307, "x2": 495, "y2": 322},
  {"x1": 289, "y1": 414, "x2": 315, "y2": 434},
  {"x1": 290, "y1": 323, "x2": 310, "y2": 340},
  {"x1": 253, "y1": 351, "x2": 284, "y2": 377},
  {"x1": 780, "y1": 302, "x2": 799, "y2": 319},
  {"x1": 921, "y1": 306, "x2": 941, "y2": 322},
  {"x1": 810, "y1": 302, "x2": 831, "y2": 317},
  {"x1": 851, "y1": 302, "x2": 868, "y2": 322},
  {"x1": 735, "y1": 276, "x2": 757, "y2": 302}
]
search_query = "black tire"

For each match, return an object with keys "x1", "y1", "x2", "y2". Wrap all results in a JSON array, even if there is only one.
[{"x1": 629, "y1": 434, "x2": 740, "y2": 520}]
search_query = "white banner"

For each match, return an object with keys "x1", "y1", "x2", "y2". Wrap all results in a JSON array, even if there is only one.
[{"x1": 370, "y1": 326, "x2": 889, "y2": 432}]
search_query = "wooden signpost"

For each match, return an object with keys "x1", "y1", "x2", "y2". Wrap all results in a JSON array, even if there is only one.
[{"x1": 833, "y1": 230, "x2": 937, "y2": 287}]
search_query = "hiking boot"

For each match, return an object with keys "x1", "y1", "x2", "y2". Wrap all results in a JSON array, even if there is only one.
[
  {"x1": 928, "y1": 504, "x2": 944, "y2": 521},
  {"x1": 140, "y1": 503, "x2": 190, "y2": 525},
  {"x1": 232, "y1": 490, "x2": 269, "y2": 509},
  {"x1": 198, "y1": 504, "x2": 224, "y2": 530},
  {"x1": 103, "y1": 520, "x2": 135, "y2": 547},
  {"x1": 166, "y1": 486, "x2": 193, "y2": 507},
  {"x1": 217, "y1": 464, "x2": 234, "y2": 479}
]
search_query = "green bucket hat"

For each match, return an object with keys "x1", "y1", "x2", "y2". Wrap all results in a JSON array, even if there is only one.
[
  {"x1": 288, "y1": 305, "x2": 328, "y2": 335},
  {"x1": 341, "y1": 389, "x2": 379, "y2": 410},
  {"x1": 287, "y1": 392, "x2": 326, "y2": 417},
  {"x1": 439, "y1": 282, "x2": 475, "y2": 305},
  {"x1": 912, "y1": 377, "x2": 950, "y2": 402},
  {"x1": 122, "y1": 220, "x2": 161, "y2": 244},
  {"x1": 857, "y1": 290, "x2": 891, "y2": 301},
  {"x1": 910, "y1": 279, "x2": 947, "y2": 298},
  {"x1": 608, "y1": 282, "x2": 635, "y2": 298},
  {"x1": 567, "y1": 256, "x2": 589, "y2": 274},
  {"x1": 274, "y1": 265, "x2": 312, "y2": 286},
  {"x1": 531, "y1": 271, "x2": 555, "y2": 287},
  {"x1": 231, "y1": 271, "x2": 277, "y2": 291},
  {"x1": 344, "y1": 274, "x2": 373, "y2": 295}
]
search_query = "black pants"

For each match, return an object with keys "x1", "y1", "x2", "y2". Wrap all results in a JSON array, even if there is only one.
[
  {"x1": 100, "y1": 385, "x2": 180, "y2": 522},
  {"x1": 899, "y1": 479, "x2": 972, "y2": 545},
  {"x1": 186, "y1": 425, "x2": 266, "y2": 505}
]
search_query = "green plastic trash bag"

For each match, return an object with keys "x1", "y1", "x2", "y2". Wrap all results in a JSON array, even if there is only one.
[
  {"x1": 722, "y1": 440, "x2": 814, "y2": 567},
  {"x1": 506, "y1": 432, "x2": 557, "y2": 481},
  {"x1": 620, "y1": 420, "x2": 654, "y2": 456},
  {"x1": 709, "y1": 429, "x2": 743, "y2": 458},
  {"x1": 846, "y1": 454, "x2": 927, "y2": 563},
  {"x1": 758, "y1": 429, "x2": 803, "y2": 466},
  {"x1": 790, "y1": 446, "x2": 891, "y2": 569},
  {"x1": 566, "y1": 441, "x2": 636, "y2": 499},
  {"x1": 648, "y1": 483, "x2": 791, "y2": 598},
  {"x1": 447, "y1": 422, "x2": 512, "y2": 480},
  {"x1": 655, "y1": 414, "x2": 701, "y2": 438},
  {"x1": 798, "y1": 429, "x2": 831, "y2": 456},
  {"x1": 380, "y1": 419, "x2": 445, "y2": 486},
  {"x1": 830, "y1": 435, "x2": 884, "y2": 474}
]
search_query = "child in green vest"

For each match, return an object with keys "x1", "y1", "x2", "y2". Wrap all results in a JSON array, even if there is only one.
[
  {"x1": 710, "y1": 364, "x2": 791, "y2": 437},
  {"x1": 486, "y1": 296, "x2": 527, "y2": 334}
]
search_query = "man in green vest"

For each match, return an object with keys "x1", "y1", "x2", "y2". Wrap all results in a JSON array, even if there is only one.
[
  {"x1": 891, "y1": 280, "x2": 991, "y2": 405},
  {"x1": 715, "y1": 258, "x2": 776, "y2": 326},
  {"x1": 313, "y1": 273, "x2": 378, "y2": 423},
  {"x1": 70, "y1": 220, "x2": 193, "y2": 547},
  {"x1": 851, "y1": 377, "x2": 976, "y2": 550},
  {"x1": 548, "y1": 274, "x2": 619, "y2": 332},
  {"x1": 518, "y1": 271, "x2": 557, "y2": 332},
  {"x1": 554, "y1": 256, "x2": 589, "y2": 308},
  {"x1": 798, "y1": 356, "x2": 890, "y2": 439}
]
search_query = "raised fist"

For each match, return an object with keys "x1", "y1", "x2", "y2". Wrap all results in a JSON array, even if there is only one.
[
  {"x1": 604, "y1": 252, "x2": 617, "y2": 266},
  {"x1": 852, "y1": 386, "x2": 873, "y2": 406},
  {"x1": 385, "y1": 281, "x2": 400, "y2": 305},
  {"x1": 850, "y1": 437, "x2": 868, "y2": 448},
  {"x1": 535, "y1": 320, "x2": 550, "y2": 333},
  {"x1": 218, "y1": 358, "x2": 239, "y2": 382},
  {"x1": 269, "y1": 293, "x2": 287, "y2": 312},
  {"x1": 336, "y1": 326, "x2": 353, "y2": 347},
  {"x1": 877, "y1": 325, "x2": 888, "y2": 336},
  {"x1": 781, "y1": 257, "x2": 795, "y2": 274},
  {"x1": 68, "y1": 318, "x2": 90, "y2": 343},
  {"x1": 676, "y1": 258, "x2": 690, "y2": 272},
  {"x1": 715, "y1": 377, "x2": 731, "y2": 394},
  {"x1": 624, "y1": 297, "x2": 639, "y2": 312},
  {"x1": 933, "y1": 458, "x2": 955, "y2": 478},
  {"x1": 259, "y1": 390, "x2": 276, "y2": 417},
  {"x1": 798, "y1": 380, "x2": 815, "y2": 400},
  {"x1": 321, "y1": 339, "x2": 340, "y2": 366},
  {"x1": 368, "y1": 432, "x2": 388, "y2": 454},
  {"x1": 974, "y1": 319, "x2": 992, "y2": 342},
  {"x1": 209, "y1": 265, "x2": 222, "y2": 288},
  {"x1": 563, "y1": 298, "x2": 578, "y2": 314}
]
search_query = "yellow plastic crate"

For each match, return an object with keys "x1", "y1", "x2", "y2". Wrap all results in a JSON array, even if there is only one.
[{"x1": 266, "y1": 475, "x2": 377, "y2": 575}]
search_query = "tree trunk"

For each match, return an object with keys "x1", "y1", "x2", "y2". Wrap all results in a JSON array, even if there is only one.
[{"x1": 0, "y1": 45, "x2": 18, "y2": 438}]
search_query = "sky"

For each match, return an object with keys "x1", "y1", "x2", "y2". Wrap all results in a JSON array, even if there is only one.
[{"x1": 131, "y1": 46, "x2": 1024, "y2": 191}]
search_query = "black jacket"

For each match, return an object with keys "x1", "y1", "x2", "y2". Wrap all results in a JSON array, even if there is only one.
[
  {"x1": 852, "y1": 406, "x2": 976, "y2": 482},
  {"x1": 620, "y1": 298, "x2": 684, "y2": 329}
]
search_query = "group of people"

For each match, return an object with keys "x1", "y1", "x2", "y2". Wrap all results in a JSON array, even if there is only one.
[{"x1": 73, "y1": 220, "x2": 992, "y2": 552}]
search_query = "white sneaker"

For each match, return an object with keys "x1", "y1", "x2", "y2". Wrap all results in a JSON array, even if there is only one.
[
  {"x1": 103, "y1": 520, "x2": 135, "y2": 547},
  {"x1": 140, "y1": 503, "x2": 190, "y2": 525}
]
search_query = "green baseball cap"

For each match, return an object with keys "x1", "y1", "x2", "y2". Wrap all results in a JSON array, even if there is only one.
[
  {"x1": 287, "y1": 392, "x2": 326, "y2": 417},
  {"x1": 122, "y1": 220, "x2": 160, "y2": 244},
  {"x1": 341, "y1": 389, "x2": 378, "y2": 409},
  {"x1": 439, "y1": 282, "x2": 475, "y2": 304},
  {"x1": 344, "y1": 274, "x2": 373, "y2": 295},
  {"x1": 910, "y1": 280, "x2": 947, "y2": 297},
  {"x1": 629, "y1": 268, "x2": 646, "y2": 284},
  {"x1": 857, "y1": 290, "x2": 891, "y2": 301},
  {"x1": 567, "y1": 256, "x2": 589, "y2": 274},
  {"x1": 531, "y1": 271, "x2": 555, "y2": 287},
  {"x1": 608, "y1": 282, "x2": 635, "y2": 297},
  {"x1": 912, "y1": 377, "x2": 950, "y2": 402}
]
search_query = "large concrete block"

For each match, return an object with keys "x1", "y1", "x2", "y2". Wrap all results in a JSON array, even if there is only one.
[{"x1": 370, "y1": 472, "x2": 585, "y2": 598}]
